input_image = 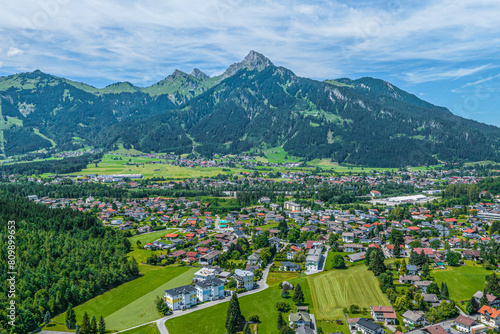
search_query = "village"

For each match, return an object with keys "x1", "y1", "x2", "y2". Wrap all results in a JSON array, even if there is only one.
[{"x1": 18, "y1": 164, "x2": 500, "y2": 334}]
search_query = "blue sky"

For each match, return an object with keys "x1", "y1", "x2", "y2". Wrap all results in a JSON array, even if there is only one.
[{"x1": 1, "y1": 0, "x2": 499, "y2": 125}]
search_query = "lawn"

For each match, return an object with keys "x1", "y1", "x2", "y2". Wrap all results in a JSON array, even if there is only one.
[
  {"x1": 308, "y1": 265, "x2": 390, "y2": 322},
  {"x1": 432, "y1": 262, "x2": 493, "y2": 302},
  {"x1": 258, "y1": 222, "x2": 280, "y2": 231},
  {"x1": 324, "y1": 251, "x2": 350, "y2": 271},
  {"x1": 166, "y1": 275, "x2": 313, "y2": 334},
  {"x1": 119, "y1": 323, "x2": 160, "y2": 334},
  {"x1": 266, "y1": 271, "x2": 301, "y2": 286},
  {"x1": 51, "y1": 265, "x2": 197, "y2": 331},
  {"x1": 128, "y1": 229, "x2": 177, "y2": 245}
]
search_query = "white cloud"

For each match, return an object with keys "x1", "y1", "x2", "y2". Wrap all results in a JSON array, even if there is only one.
[
  {"x1": 404, "y1": 65, "x2": 495, "y2": 84},
  {"x1": 0, "y1": 0, "x2": 499, "y2": 86},
  {"x1": 7, "y1": 47, "x2": 23, "y2": 57}
]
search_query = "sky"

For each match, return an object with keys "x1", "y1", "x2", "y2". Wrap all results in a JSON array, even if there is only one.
[{"x1": 1, "y1": 0, "x2": 499, "y2": 125}]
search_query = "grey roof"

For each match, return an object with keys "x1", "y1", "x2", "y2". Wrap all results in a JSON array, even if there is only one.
[
  {"x1": 194, "y1": 278, "x2": 224, "y2": 289},
  {"x1": 164, "y1": 284, "x2": 197, "y2": 296},
  {"x1": 402, "y1": 310, "x2": 424, "y2": 322},
  {"x1": 289, "y1": 312, "x2": 311, "y2": 323},
  {"x1": 295, "y1": 326, "x2": 314, "y2": 334},
  {"x1": 406, "y1": 264, "x2": 418, "y2": 271},
  {"x1": 356, "y1": 318, "x2": 382, "y2": 332}
]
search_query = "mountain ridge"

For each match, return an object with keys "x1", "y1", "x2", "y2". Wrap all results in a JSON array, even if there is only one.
[{"x1": 0, "y1": 51, "x2": 499, "y2": 167}]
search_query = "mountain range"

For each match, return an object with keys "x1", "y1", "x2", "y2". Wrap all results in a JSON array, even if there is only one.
[{"x1": 0, "y1": 51, "x2": 499, "y2": 167}]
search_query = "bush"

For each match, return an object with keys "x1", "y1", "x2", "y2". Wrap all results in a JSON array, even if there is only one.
[
  {"x1": 276, "y1": 301, "x2": 291, "y2": 312},
  {"x1": 249, "y1": 315, "x2": 260, "y2": 323},
  {"x1": 236, "y1": 288, "x2": 247, "y2": 293}
]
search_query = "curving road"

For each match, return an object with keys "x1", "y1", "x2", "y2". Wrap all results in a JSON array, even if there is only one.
[{"x1": 113, "y1": 257, "x2": 273, "y2": 334}]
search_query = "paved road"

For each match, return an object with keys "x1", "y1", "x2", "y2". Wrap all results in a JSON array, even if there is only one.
[{"x1": 154, "y1": 257, "x2": 273, "y2": 334}]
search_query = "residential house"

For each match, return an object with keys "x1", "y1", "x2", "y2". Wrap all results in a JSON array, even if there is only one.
[
  {"x1": 414, "y1": 281, "x2": 433, "y2": 293},
  {"x1": 247, "y1": 253, "x2": 261, "y2": 266},
  {"x1": 194, "y1": 278, "x2": 225, "y2": 302},
  {"x1": 348, "y1": 252, "x2": 366, "y2": 262},
  {"x1": 455, "y1": 315, "x2": 476, "y2": 333},
  {"x1": 194, "y1": 268, "x2": 216, "y2": 282},
  {"x1": 351, "y1": 318, "x2": 384, "y2": 334},
  {"x1": 164, "y1": 285, "x2": 198, "y2": 310},
  {"x1": 406, "y1": 264, "x2": 419, "y2": 275},
  {"x1": 305, "y1": 247, "x2": 323, "y2": 271},
  {"x1": 198, "y1": 250, "x2": 221, "y2": 265},
  {"x1": 399, "y1": 275, "x2": 421, "y2": 284},
  {"x1": 402, "y1": 310, "x2": 426, "y2": 326},
  {"x1": 288, "y1": 312, "x2": 311, "y2": 327},
  {"x1": 280, "y1": 261, "x2": 301, "y2": 272},
  {"x1": 234, "y1": 269, "x2": 255, "y2": 291},
  {"x1": 370, "y1": 306, "x2": 397, "y2": 325},
  {"x1": 343, "y1": 244, "x2": 364, "y2": 253},
  {"x1": 342, "y1": 232, "x2": 355, "y2": 243},
  {"x1": 474, "y1": 291, "x2": 500, "y2": 308},
  {"x1": 478, "y1": 305, "x2": 500, "y2": 328},
  {"x1": 463, "y1": 250, "x2": 481, "y2": 261}
]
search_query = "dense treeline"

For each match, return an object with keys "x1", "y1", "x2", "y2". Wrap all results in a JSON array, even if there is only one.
[
  {"x1": 0, "y1": 194, "x2": 138, "y2": 334},
  {"x1": 0, "y1": 153, "x2": 103, "y2": 175}
]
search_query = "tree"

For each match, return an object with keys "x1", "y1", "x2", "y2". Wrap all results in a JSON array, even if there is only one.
[
  {"x1": 368, "y1": 249, "x2": 386, "y2": 276},
  {"x1": 280, "y1": 327, "x2": 295, "y2": 334},
  {"x1": 75, "y1": 324, "x2": 81, "y2": 334},
  {"x1": 467, "y1": 297, "x2": 479, "y2": 314},
  {"x1": 400, "y1": 263, "x2": 408, "y2": 276},
  {"x1": 430, "y1": 239, "x2": 442, "y2": 250},
  {"x1": 65, "y1": 305, "x2": 76, "y2": 330},
  {"x1": 243, "y1": 323, "x2": 252, "y2": 334},
  {"x1": 427, "y1": 282, "x2": 440, "y2": 295},
  {"x1": 276, "y1": 301, "x2": 291, "y2": 312},
  {"x1": 390, "y1": 229, "x2": 404, "y2": 258},
  {"x1": 91, "y1": 315, "x2": 97, "y2": 334},
  {"x1": 331, "y1": 254, "x2": 347, "y2": 269},
  {"x1": 98, "y1": 315, "x2": 106, "y2": 334},
  {"x1": 293, "y1": 283, "x2": 305, "y2": 305},
  {"x1": 440, "y1": 283, "x2": 449, "y2": 300},
  {"x1": 379, "y1": 273, "x2": 394, "y2": 293},
  {"x1": 81, "y1": 312, "x2": 91, "y2": 334},
  {"x1": 446, "y1": 251, "x2": 461, "y2": 266},
  {"x1": 480, "y1": 290, "x2": 489, "y2": 306},
  {"x1": 277, "y1": 312, "x2": 287, "y2": 330},
  {"x1": 226, "y1": 293, "x2": 242, "y2": 334},
  {"x1": 485, "y1": 274, "x2": 500, "y2": 297},
  {"x1": 421, "y1": 263, "x2": 430, "y2": 279},
  {"x1": 44, "y1": 310, "x2": 51, "y2": 325}
]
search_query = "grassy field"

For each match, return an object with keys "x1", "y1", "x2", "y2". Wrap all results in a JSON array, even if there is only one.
[
  {"x1": 128, "y1": 229, "x2": 177, "y2": 245},
  {"x1": 120, "y1": 323, "x2": 160, "y2": 334},
  {"x1": 309, "y1": 265, "x2": 390, "y2": 322},
  {"x1": 432, "y1": 262, "x2": 493, "y2": 302},
  {"x1": 166, "y1": 275, "x2": 313, "y2": 334},
  {"x1": 266, "y1": 272, "x2": 301, "y2": 286},
  {"x1": 258, "y1": 222, "x2": 280, "y2": 231},
  {"x1": 69, "y1": 154, "x2": 249, "y2": 179},
  {"x1": 51, "y1": 266, "x2": 197, "y2": 331},
  {"x1": 324, "y1": 252, "x2": 350, "y2": 271}
]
